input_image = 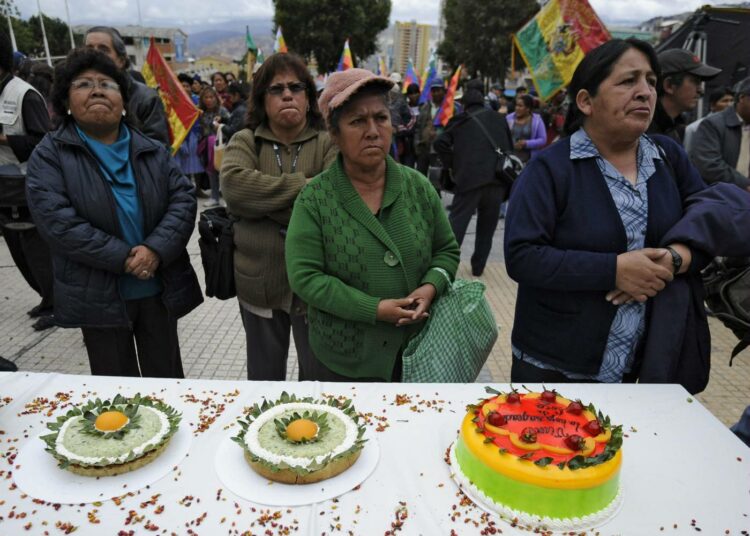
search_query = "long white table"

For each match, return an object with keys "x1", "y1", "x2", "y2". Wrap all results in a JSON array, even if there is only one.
[{"x1": 0, "y1": 372, "x2": 748, "y2": 535}]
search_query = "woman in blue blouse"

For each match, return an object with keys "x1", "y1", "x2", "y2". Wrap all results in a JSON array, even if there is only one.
[
  {"x1": 504, "y1": 39, "x2": 750, "y2": 391},
  {"x1": 26, "y1": 48, "x2": 202, "y2": 377}
]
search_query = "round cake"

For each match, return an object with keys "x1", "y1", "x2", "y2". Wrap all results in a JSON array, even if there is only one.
[
  {"x1": 451, "y1": 387, "x2": 623, "y2": 531},
  {"x1": 41, "y1": 394, "x2": 181, "y2": 477},
  {"x1": 233, "y1": 392, "x2": 366, "y2": 484}
]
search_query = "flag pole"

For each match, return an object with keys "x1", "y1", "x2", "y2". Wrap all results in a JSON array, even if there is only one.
[
  {"x1": 64, "y1": 0, "x2": 75, "y2": 49},
  {"x1": 6, "y1": 14, "x2": 17, "y2": 52},
  {"x1": 36, "y1": 0, "x2": 52, "y2": 66}
]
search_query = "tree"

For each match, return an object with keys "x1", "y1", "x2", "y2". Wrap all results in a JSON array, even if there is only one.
[
  {"x1": 273, "y1": 0, "x2": 390, "y2": 74},
  {"x1": 438, "y1": 0, "x2": 538, "y2": 81},
  {"x1": 10, "y1": 14, "x2": 81, "y2": 58}
]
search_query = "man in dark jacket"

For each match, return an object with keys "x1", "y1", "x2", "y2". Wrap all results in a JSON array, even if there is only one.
[
  {"x1": 648, "y1": 48, "x2": 721, "y2": 144},
  {"x1": 688, "y1": 77, "x2": 750, "y2": 191},
  {"x1": 435, "y1": 79, "x2": 514, "y2": 276},
  {"x1": 85, "y1": 26, "x2": 170, "y2": 146}
]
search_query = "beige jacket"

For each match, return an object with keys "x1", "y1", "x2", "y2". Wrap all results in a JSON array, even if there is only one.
[{"x1": 220, "y1": 124, "x2": 337, "y2": 310}]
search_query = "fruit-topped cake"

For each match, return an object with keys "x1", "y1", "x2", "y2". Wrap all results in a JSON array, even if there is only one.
[
  {"x1": 450, "y1": 387, "x2": 623, "y2": 530},
  {"x1": 42, "y1": 394, "x2": 181, "y2": 477},
  {"x1": 233, "y1": 392, "x2": 366, "y2": 484}
]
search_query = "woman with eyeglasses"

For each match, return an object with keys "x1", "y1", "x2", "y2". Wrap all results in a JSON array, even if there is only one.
[
  {"x1": 25, "y1": 48, "x2": 203, "y2": 377},
  {"x1": 221, "y1": 53, "x2": 337, "y2": 381}
]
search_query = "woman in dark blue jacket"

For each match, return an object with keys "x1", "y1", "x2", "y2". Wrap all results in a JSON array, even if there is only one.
[
  {"x1": 26, "y1": 48, "x2": 202, "y2": 378},
  {"x1": 504, "y1": 39, "x2": 750, "y2": 393}
]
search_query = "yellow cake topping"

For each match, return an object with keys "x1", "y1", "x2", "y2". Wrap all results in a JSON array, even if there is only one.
[
  {"x1": 94, "y1": 410, "x2": 130, "y2": 432},
  {"x1": 286, "y1": 418, "x2": 319, "y2": 442}
]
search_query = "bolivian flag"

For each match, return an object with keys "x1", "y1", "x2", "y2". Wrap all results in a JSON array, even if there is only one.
[
  {"x1": 435, "y1": 65, "x2": 462, "y2": 127},
  {"x1": 141, "y1": 37, "x2": 200, "y2": 154},
  {"x1": 513, "y1": 0, "x2": 610, "y2": 101},
  {"x1": 337, "y1": 39, "x2": 354, "y2": 71}
]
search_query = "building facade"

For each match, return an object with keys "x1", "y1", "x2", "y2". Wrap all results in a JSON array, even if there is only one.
[{"x1": 392, "y1": 21, "x2": 431, "y2": 75}]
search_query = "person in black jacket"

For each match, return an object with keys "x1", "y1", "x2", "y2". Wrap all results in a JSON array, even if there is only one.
[
  {"x1": 434, "y1": 79, "x2": 514, "y2": 276},
  {"x1": 219, "y1": 81, "x2": 249, "y2": 141},
  {"x1": 84, "y1": 26, "x2": 170, "y2": 147},
  {"x1": 25, "y1": 48, "x2": 203, "y2": 378}
]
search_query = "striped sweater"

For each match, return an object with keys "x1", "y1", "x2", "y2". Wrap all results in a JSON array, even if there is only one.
[
  {"x1": 286, "y1": 155, "x2": 460, "y2": 380},
  {"x1": 220, "y1": 124, "x2": 337, "y2": 310}
]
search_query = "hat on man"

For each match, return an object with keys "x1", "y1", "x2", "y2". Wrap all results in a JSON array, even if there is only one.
[
  {"x1": 318, "y1": 68, "x2": 393, "y2": 125},
  {"x1": 658, "y1": 48, "x2": 721, "y2": 79},
  {"x1": 734, "y1": 77, "x2": 750, "y2": 96},
  {"x1": 430, "y1": 77, "x2": 445, "y2": 89}
]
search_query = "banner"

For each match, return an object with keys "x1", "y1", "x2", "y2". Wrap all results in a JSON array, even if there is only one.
[
  {"x1": 403, "y1": 59, "x2": 419, "y2": 92},
  {"x1": 377, "y1": 56, "x2": 388, "y2": 77},
  {"x1": 513, "y1": 0, "x2": 610, "y2": 101},
  {"x1": 141, "y1": 37, "x2": 200, "y2": 154},
  {"x1": 274, "y1": 27, "x2": 288, "y2": 54},
  {"x1": 419, "y1": 51, "x2": 437, "y2": 104},
  {"x1": 435, "y1": 65, "x2": 462, "y2": 127},
  {"x1": 337, "y1": 39, "x2": 354, "y2": 71}
]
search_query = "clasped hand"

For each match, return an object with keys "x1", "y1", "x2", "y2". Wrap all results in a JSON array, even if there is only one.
[
  {"x1": 376, "y1": 284, "x2": 437, "y2": 326},
  {"x1": 606, "y1": 248, "x2": 673, "y2": 305},
  {"x1": 123, "y1": 245, "x2": 160, "y2": 280}
]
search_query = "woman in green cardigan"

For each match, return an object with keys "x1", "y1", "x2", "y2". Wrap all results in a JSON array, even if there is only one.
[{"x1": 286, "y1": 69, "x2": 461, "y2": 381}]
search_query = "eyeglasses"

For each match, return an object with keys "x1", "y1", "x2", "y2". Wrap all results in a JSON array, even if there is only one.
[
  {"x1": 266, "y1": 82, "x2": 307, "y2": 96},
  {"x1": 70, "y1": 78, "x2": 121, "y2": 93}
]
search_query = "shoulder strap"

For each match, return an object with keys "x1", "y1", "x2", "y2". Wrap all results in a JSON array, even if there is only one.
[{"x1": 468, "y1": 109, "x2": 510, "y2": 156}]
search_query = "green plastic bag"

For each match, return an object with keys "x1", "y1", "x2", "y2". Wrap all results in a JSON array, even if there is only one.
[{"x1": 401, "y1": 269, "x2": 499, "y2": 382}]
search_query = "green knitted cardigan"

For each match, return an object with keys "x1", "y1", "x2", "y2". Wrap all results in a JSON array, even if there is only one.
[{"x1": 286, "y1": 155, "x2": 460, "y2": 380}]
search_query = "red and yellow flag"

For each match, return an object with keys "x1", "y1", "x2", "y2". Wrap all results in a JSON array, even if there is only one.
[
  {"x1": 141, "y1": 37, "x2": 200, "y2": 154},
  {"x1": 435, "y1": 65, "x2": 462, "y2": 127}
]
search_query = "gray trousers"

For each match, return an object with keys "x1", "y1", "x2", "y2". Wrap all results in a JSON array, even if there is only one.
[{"x1": 239, "y1": 305, "x2": 314, "y2": 381}]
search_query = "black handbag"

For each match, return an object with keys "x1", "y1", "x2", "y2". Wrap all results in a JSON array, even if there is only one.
[
  {"x1": 468, "y1": 111, "x2": 524, "y2": 185},
  {"x1": 197, "y1": 206, "x2": 237, "y2": 300}
]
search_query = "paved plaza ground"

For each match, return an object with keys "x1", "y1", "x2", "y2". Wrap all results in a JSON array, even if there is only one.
[{"x1": 1, "y1": 197, "x2": 748, "y2": 428}]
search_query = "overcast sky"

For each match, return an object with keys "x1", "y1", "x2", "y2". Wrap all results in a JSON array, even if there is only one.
[{"x1": 14, "y1": 0, "x2": 750, "y2": 28}]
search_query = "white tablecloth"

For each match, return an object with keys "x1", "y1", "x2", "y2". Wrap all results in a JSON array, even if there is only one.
[{"x1": 0, "y1": 372, "x2": 748, "y2": 535}]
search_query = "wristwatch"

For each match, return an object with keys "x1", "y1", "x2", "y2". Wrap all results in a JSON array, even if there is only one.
[{"x1": 665, "y1": 246, "x2": 682, "y2": 274}]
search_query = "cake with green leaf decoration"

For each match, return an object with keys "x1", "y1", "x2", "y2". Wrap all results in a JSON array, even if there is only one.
[
  {"x1": 41, "y1": 394, "x2": 180, "y2": 477},
  {"x1": 233, "y1": 392, "x2": 366, "y2": 484},
  {"x1": 451, "y1": 387, "x2": 623, "y2": 531}
]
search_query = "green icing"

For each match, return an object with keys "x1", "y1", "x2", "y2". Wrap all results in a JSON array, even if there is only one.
[
  {"x1": 61, "y1": 406, "x2": 163, "y2": 458},
  {"x1": 455, "y1": 437, "x2": 619, "y2": 519},
  {"x1": 257, "y1": 410, "x2": 347, "y2": 457}
]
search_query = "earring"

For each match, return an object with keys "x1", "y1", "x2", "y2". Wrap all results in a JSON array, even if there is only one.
[
  {"x1": 67, "y1": 109, "x2": 71, "y2": 115},
  {"x1": 121, "y1": 110, "x2": 126, "y2": 117}
]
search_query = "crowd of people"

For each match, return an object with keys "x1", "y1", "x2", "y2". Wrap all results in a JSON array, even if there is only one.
[{"x1": 2, "y1": 26, "x2": 750, "y2": 447}]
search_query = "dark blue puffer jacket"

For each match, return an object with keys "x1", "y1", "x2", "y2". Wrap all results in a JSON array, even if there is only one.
[{"x1": 25, "y1": 122, "x2": 203, "y2": 328}]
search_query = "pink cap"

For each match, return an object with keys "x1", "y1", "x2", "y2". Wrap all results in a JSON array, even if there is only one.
[{"x1": 318, "y1": 68, "x2": 393, "y2": 126}]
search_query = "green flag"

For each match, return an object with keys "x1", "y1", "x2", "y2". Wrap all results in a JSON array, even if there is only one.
[
  {"x1": 246, "y1": 26, "x2": 257, "y2": 52},
  {"x1": 256, "y1": 47, "x2": 265, "y2": 65}
]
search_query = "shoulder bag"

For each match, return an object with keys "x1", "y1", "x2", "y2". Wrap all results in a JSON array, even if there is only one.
[
  {"x1": 469, "y1": 110, "x2": 524, "y2": 185},
  {"x1": 197, "y1": 206, "x2": 236, "y2": 300},
  {"x1": 402, "y1": 268, "x2": 499, "y2": 382}
]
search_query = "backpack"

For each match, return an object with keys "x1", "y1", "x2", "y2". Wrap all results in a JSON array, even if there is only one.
[{"x1": 702, "y1": 257, "x2": 750, "y2": 364}]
